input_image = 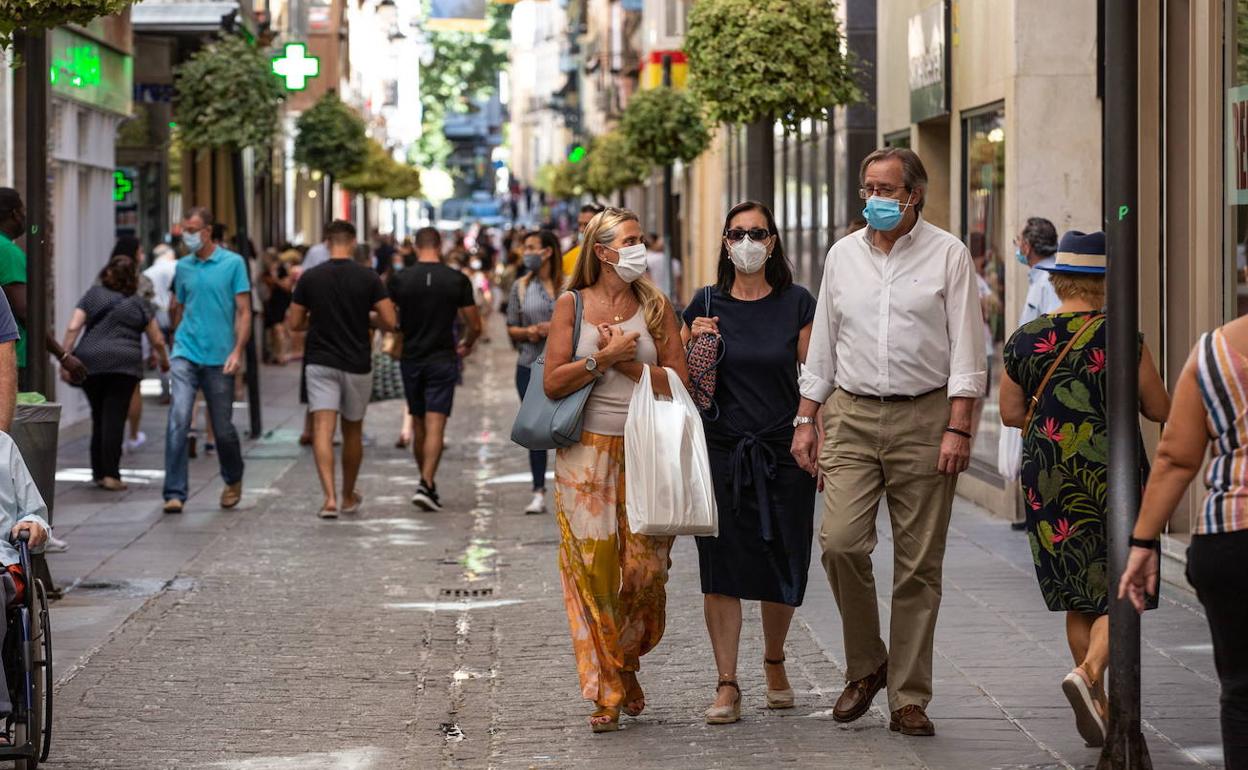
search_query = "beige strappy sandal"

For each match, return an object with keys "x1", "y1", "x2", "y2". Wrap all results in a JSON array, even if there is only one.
[
  {"x1": 705, "y1": 680, "x2": 741, "y2": 725},
  {"x1": 765, "y1": 657, "x2": 795, "y2": 709}
]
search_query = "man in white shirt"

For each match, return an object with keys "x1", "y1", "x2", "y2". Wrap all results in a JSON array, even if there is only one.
[
  {"x1": 1016, "y1": 216, "x2": 1062, "y2": 326},
  {"x1": 791, "y1": 147, "x2": 986, "y2": 737}
]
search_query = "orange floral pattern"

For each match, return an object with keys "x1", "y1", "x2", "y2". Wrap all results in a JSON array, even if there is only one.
[{"x1": 554, "y1": 431, "x2": 674, "y2": 709}]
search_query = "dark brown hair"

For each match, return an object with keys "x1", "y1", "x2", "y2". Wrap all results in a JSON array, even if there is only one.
[{"x1": 100, "y1": 256, "x2": 138, "y2": 296}]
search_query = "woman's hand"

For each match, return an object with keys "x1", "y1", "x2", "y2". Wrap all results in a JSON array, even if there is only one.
[
  {"x1": 600, "y1": 327, "x2": 639, "y2": 366},
  {"x1": 1117, "y1": 545, "x2": 1160, "y2": 614},
  {"x1": 689, "y1": 316, "x2": 720, "y2": 338}
]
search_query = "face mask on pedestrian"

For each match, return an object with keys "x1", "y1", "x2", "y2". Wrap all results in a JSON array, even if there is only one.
[
  {"x1": 1015, "y1": 247, "x2": 1029, "y2": 266},
  {"x1": 392, "y1": 258, "x2": 404, "y2": 272},
  {"x1": 182, "y1": 229, "x2": 203, "y2": 253},
  {"x1": 601, "y1": 243, "x2": 647, "y2": 283},
  {"x1": 469, "y1": 258, "x2": 482, "y2": 271},
  {"x1": 861, "y1": 192, "x2": 914, "y2": 232},
  {"x1": 522, "y1": 251, "x2": 545, "y2": 273},
  {"x1": 727, "y1": 237, "x2": 769, "y2": 274}
]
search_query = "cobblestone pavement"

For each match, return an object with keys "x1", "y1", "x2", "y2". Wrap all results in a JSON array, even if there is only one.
[{"x1": 42, "y1": 323, "x2": 1225, "y2": 769}]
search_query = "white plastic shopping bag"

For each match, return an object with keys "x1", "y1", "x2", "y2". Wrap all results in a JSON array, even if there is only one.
[
  {"x1": 623, "y1": 366, "x2": 718, "y2": 536},
  {"x1": 998, "y1": 425, "x2": 1022, "y2": 480}
]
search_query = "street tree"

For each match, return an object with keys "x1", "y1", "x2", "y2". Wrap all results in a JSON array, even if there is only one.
[
  {"x1": 686, "y1": 0, "x2": 860, "y2": 207},
  {"x1": 584, "y1": 131, "x2": 645, "y2": 201},
  {"x1": 0, "y1": 0, "x2": 132, "y2": 59},
  {"x1": 294, "y1": 91, "x2": 368, "y2": 224},
  {"x1": 619, "y1": 87, "x2": 710, "y2": 168}
]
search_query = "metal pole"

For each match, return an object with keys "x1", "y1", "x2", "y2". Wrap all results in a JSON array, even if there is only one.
[
  {"x1": 231, "y1": 149, "x2": 263, "y2": 439},
  {"x1": 661, "y1": 54, "x2": 677, "y2": 301},
  {"x1": 23, "y1": 31, "x2": 48, "y2": 396},
  {"x1": 745, "y1": 120, "x2": 775, "y2": 212},
  {"x1": 1099, "y1": 0, "x2": 1150, "y2": 766}
]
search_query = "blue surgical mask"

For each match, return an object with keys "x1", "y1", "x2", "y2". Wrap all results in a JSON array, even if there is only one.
[
  {"x1": 862, "y1": 195, "x2": 910, "y2": 231},
  {"x1": 1015, "y1": 248, "x2": 1028, "y2": 266},
  {"x1": 182, "y1": 230, "x2": 203, "y2": 253},
  {"x1": 522, "y1": 252, "x2": 544, "y2": 272}
]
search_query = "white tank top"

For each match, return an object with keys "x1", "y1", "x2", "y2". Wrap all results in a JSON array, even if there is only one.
[{"x1": 574, "y1": 307, "x2": 658, "y2": 436}]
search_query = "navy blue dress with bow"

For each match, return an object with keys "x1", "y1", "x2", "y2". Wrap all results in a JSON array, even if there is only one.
[{"x1": 683, "y1": 285, "x2": 817, "y2": 606}]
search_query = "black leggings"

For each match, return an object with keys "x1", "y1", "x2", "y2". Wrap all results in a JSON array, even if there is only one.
[
  {"x1": 1188, "y1": 530, "x2": 1248, "y2": 770},
  {"x1": 82, "y1": 373, "x2": 139, "y2": 481}
]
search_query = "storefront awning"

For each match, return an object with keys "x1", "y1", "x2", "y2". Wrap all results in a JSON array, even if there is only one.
[{"x1": 131, "y1": 0, "x2": 242, "y2": 33}]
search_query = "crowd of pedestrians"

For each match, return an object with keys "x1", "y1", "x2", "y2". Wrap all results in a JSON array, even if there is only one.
[{"x1": 2, "y1": 140, "x2": 1245, "y2": 765}]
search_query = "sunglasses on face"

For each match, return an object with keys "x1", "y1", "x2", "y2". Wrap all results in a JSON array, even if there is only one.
[{"x1": 724, "y1": 228, "x2": 771, "y2": 243}]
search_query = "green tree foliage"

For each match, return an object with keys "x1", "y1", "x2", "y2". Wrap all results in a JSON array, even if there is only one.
[
  {"x1": 417, "y1": 1, "x2": 512, "y2": 170},
  {"x1": 294, "y1": 91, "x2": 368, "y2": 180},
  {"x1": 536, "y1": 160, "x2": 585, "y2": 200},
  {"x1": 341, "y1": 140, "x2": 422, "y2": 200},
  {"x1": 685, "y1": 0, "x2": 860, "y2": 130},
  {"x1": 583, "y1": 130, "x2": 645, "y2": 198},
  {"x1": 1, "y1": 0, "x2": 132, "y2": 56},
  {"x1": 619, "y1": 87, "x2": 710, "y2": 167},
  {"x1": 173, "y1": 34, "x2": 285, "y2": 155}
]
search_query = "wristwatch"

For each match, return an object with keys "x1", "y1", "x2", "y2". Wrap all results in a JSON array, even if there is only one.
[
  {"x1": 585, "y1": 356, "x2": 604, "y2": 378},
  {"x1": 792, "y1": 416, "x2": 814, "y2": 428}
]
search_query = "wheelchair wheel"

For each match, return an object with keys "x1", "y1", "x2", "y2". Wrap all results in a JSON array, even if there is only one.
[{"x1": 14, "y1": 579, "x2": 49, "y2": 770}]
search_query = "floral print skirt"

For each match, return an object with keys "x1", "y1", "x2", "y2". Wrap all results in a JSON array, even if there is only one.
[{"x1": 554, "y1": 431, "x2": 674, "y2": 708}]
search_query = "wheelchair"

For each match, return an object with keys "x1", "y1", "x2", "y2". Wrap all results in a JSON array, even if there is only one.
[{"x1": 0, "y1": 532, "x2": 51, "y2": 769}]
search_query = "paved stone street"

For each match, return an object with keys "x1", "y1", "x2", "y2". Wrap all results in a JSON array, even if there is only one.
[{"x1": 37, "y1": 323, "x2": 1226, "y2": 769}]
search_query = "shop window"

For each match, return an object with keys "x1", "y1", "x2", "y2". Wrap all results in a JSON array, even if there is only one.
[
  {"x1": 884, "y1": 129, "x2": 911, "y2": 149},
  {"x1": 1229, "y1": 0, "x2": 1248, "y2": 317},
  {"x1": 961, "y1": 103, "x2": 1006, "y2": 469}
]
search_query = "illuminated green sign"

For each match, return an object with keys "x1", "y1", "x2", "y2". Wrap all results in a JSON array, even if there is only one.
[
  {"x1": 113, "y1": 170, "x2": 134, "y2": 202},
  {"x1": 272, "y1": 43, "x2": 320, "y2": 91},
  {"x1": 568, "y1": 145, "x2": 586, "y2": 163},
  {"x1": 48, "y1": 28, "x2": 132, "y2": 115}
]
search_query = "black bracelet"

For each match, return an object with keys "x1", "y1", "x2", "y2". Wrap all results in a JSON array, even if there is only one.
[
  {"x1": 944, "y1": 427, "x2": 973, "y2": 439},
  {"x1": 1129, "y1": 536, "x2": 1159, "y2": 549}
]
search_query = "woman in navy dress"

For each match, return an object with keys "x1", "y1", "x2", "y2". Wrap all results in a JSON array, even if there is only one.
[{"x1": 682, "y1": 200, "x2": 817, "y2": 725}]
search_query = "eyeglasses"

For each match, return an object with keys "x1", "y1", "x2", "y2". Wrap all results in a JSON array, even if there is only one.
[
  {"x1": 724, "y1": 227, "x2": 771, "y2": 242},
  {"x1": 858, "y1": 185, "x2": 908, "y2": 200}
]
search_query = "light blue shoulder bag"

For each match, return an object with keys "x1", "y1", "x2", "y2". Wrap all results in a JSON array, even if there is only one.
[{"x1": 510, "y1": 289, "x2": 593, "y2": 450}]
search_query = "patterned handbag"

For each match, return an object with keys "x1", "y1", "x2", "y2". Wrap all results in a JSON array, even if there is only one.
[
  {"x1": 370, "y1": 347, "x2": 406, "y2": 403},
  {"x1": 686, "y1": 286, "x2": 724, "y2": 417}
]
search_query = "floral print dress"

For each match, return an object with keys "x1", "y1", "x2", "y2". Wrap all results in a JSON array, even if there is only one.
[{"x1": 1003, "y1": 313, "x2": 1154, "y2": 614}]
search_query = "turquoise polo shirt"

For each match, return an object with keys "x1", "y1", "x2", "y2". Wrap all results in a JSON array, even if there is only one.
[{"x1": 171, "y1": 246, "x2": 250, "y2": 366}]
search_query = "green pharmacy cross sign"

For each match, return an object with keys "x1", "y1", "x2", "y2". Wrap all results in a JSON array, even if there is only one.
[
  {"x1": 272, "y1": 43, "x2": 320, "y2": 91},
  {"x1": 113, "y1": 170, "x2": 134, "y2": 202}
]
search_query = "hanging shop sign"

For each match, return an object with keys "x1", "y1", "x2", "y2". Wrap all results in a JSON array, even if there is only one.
[
  {"x1": 907, "y1": 1, "x2": 949, "y2": 124},
  {"x1": 272, "y1": 42, "x2": 321, "y2": 92},
  {"x1": 49, "y1": 27, "x2": 133, "y2": 116},
  {"x1": 1228, "y1": 85, "x2": 1248, "y2": 205},
  {"x1": 428, "y1": 0, "x2": 489, "y2": 32},
  {"x1": 640, "y1": 50, "x2": 687, "y2": 91}
]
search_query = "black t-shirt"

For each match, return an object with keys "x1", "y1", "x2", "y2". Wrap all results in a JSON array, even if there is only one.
[
  {"x1": 388, "y1": 262, "x2": 474, "y2": 364},
  {"x1": 292, "y1": 259, "x2": 387, "y2": 374}
]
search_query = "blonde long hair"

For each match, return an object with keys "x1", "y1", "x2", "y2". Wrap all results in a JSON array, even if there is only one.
[{"x1": 568, "y1": 207, "x2": 669, "y2": 343}]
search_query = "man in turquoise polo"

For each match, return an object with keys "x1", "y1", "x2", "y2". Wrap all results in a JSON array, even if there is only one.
[{"x1": 162, "y1": 207, "x2": 251, "y2": 513}]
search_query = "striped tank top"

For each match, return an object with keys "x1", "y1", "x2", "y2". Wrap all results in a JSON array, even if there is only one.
[{"x1": 1196, "y1": 329, "x2": 1248, "y2": 534}]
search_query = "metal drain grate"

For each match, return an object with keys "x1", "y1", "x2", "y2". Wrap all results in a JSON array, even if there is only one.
[{"x1": 439, "y1": 587, "x2": 494, "y2": 598}]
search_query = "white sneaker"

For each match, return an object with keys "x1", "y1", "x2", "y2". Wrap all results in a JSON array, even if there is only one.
[
  {"x1": 123, "y1": 431, "x2": 147, "y2": 454},
  {"x1": 524, "y1": 490, "x2": 547, "y2": 515},
  {"x1": 44, "y1": 535, "x2": 70, "y2": 553}
]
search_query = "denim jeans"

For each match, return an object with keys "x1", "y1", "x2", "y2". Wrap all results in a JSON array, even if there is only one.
[{"x1": 162, "y1": 357, "x2": 244, "y2": 502}]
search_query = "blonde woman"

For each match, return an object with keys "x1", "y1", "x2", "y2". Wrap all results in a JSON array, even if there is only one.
[{"x1": 542, "y1": 208, "x2": 689, "y2": 733}]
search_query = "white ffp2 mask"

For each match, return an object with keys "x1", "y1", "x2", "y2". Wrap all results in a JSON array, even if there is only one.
[
  {"x1": 728, "y1": 238, "x2": 768, "y2": 274},
  {"x1": 606, "y1": 243, "x2": 648, "y2": 283}
]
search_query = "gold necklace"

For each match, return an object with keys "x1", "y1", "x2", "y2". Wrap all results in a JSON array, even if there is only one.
[{"x1": 596, "y1": 292, "x2": 633, "y2": 323}]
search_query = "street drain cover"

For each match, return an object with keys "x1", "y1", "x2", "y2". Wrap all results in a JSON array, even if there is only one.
[{"x1": 439, "y1": 587, "x2": 494, "y2": 598}]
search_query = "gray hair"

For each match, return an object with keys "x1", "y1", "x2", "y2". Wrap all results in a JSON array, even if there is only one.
[
  {"x1": 1021, "y1": 217, "x2": 1058, "y2": 257},
  {"x1": 859, "y1": 147, "x2": 929, "y2": 213},
  {"x1": 183, "y1": 206, "x2": 214, "y2": 228}
]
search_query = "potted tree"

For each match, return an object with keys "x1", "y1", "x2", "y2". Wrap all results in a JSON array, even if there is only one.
[{"x1": 294, "y1": 91, "x2": 368, "y2": 226}]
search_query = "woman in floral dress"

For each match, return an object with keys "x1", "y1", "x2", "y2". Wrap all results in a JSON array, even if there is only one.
[{"x1": 999, "y1": 231, "x2": 1169, "y2": 748}]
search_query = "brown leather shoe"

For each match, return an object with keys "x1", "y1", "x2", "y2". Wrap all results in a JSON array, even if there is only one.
[
  {"x1": 890, "y1": 704, "x2": 935, "y2": 736},
  {"x1": 220, "y1": 482, "x2": 242, "y2": 509},
  {"x1": 832, "y1": 660, "x2": 887, "y2": 723}
]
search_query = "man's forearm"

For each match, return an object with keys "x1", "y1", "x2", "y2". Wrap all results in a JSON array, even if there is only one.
[
  {"x1": 233, "y1": 307, "x2": 252, "y2": 351},
  {"x1": 797, "y1": 397, "x2": 821, "y2": 419},
  {"x1": 948, "y1": 396, "x2": 975, "y2": 431}
]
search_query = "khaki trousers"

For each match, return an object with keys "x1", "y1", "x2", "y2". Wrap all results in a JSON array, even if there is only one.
[{"x1": 818, "y1": 388, "x2": 957, "y2": 712}]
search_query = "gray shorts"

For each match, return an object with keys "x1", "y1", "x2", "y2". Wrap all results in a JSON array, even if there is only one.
[{"x1": 305, "y1": 364, "x2": 372, "y2": 422}]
